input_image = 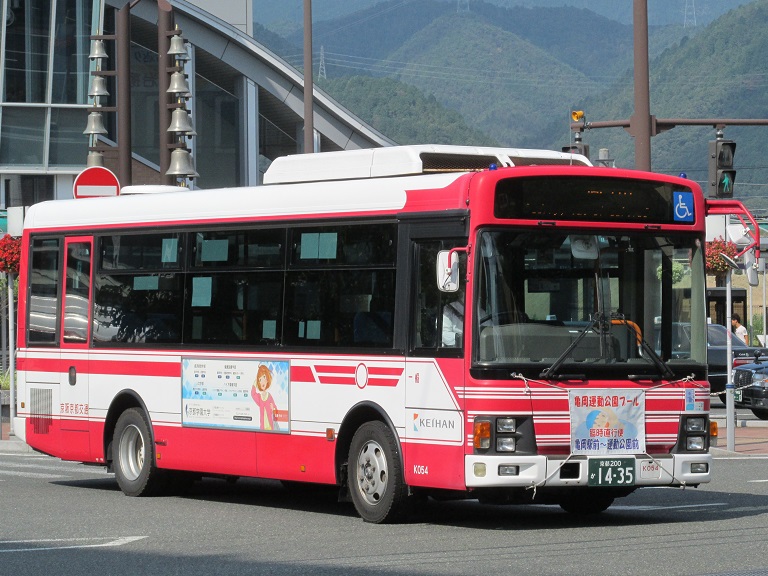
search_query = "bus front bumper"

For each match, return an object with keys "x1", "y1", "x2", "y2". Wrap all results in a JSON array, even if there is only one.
[{"x1": 464, "y1": 453, "x2": 712, "y2": 488}]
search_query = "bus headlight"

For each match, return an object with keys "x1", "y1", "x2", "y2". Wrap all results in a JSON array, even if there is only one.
[
  {"x1": 496, "y1": 418, "x2": 517, "y2": 433},
  {"x1": 496, "y1": 437, "x2": 516, "y2": 452},
  {"x1": 686, "y1": 436, "x2": 705, "y2": 451},
  {"x1": 685, "y1": 417, "x2": 706, "y2": 433}
]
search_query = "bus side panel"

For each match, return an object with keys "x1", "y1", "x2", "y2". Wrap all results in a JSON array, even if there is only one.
[
  {"x1": 404, "y1": 358, "x2": 465, "y2": 490},
  {"x1": 256, "y1": 433, "x2": 336, "y2": 484},
  {"x1": 153, "y1": 426, "x2": 258, "y2": 478},
  {"x1": 403, "y1": 443, "x2": 465, "y2": 489}
]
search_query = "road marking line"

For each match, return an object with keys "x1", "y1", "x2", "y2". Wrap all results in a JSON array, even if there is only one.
[
  {"x1": 0, "y1": 536, "x2": 147, "y2": 553},
  {"x1": 611, "y1": 503, "x2": 727, "y2": 511}
]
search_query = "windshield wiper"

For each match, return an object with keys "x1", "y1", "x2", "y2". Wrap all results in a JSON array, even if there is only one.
[
  {"x1": 616, "y1": 315, "x2": 675, "y2": 380},
  {"x1": 539, "y1": 313, "x2": 606, "y2": 380}
]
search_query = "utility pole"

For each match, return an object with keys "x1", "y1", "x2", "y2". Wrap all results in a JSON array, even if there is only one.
[
  {"x1": 303, "y1": 0, "x2": 314, "y2": 154},
  {"x1": 629, "y1": 0, "x2": 651, "y2": 171}
]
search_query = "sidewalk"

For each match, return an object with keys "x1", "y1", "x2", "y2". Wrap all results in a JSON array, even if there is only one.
[{"x1": 710, "y1": 414, "x2": 768, "y2": 455}]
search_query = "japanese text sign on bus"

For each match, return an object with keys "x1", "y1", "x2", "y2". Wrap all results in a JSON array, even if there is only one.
[
  {"x1": 570, "y1": 390, "x2": 646, "y2": 455},
  {"x1": 73, "y1": 166, "x2": 120, "y2": 199}
]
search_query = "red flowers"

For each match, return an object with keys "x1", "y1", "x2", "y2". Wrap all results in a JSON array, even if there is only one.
[
  {"x1": 0, "y1": 234, "x2": 21, "y2": 274},
  {"x1": 705, "y1": 236, "x2": 739, "y2": 277}
]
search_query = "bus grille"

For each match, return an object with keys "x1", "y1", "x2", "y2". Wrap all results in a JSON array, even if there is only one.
[{"x1": 30, "y1": 388, "x2": 52, "y2": 435}]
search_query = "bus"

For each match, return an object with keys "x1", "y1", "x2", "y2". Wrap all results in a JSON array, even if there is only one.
[{"x1": 13, "y1": 145, "x2": 756, "y2": 523}]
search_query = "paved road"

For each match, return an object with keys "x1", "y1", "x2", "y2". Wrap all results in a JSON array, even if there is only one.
[{"x1": 2, "y1": 437, "x2": 768, "y2": 576}]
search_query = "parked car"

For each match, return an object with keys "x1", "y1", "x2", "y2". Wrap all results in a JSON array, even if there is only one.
[
  {"x1": 732, "y1": 359, "x2": 768, "y2": 420},
  {"x1": 704, "y1": 323, "x2": 768, "y2": 402},
  {"x1": 657, "y1": 323, "x2": 767, "y2": 403}
]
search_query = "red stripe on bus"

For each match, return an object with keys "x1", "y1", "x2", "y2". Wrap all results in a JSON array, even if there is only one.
[
  {"x1": 317, "y1": 376, "x2": 356, "y2": 385},
  {"x1": 17, "y1": 356, "x2": 180, "y2": 378},
  {"x1": 368, "y1": 367, "x2": 404, "y2": 376},
  {"x1": 367, "y1": 377, "x2": 400, "y2": 387},
  {"x1": 314, "y1": 365, "x2": 356, "y2": 374},
  {"x1": 290, "y1": 365, "x2": 315, "y2": 383}
]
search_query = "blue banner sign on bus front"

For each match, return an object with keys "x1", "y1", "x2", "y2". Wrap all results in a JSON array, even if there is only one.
[{"x1": 569, "y1": 390, "x2": 646, "y2": 455}]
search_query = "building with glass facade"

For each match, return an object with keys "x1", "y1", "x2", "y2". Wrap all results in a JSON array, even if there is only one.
[{"x1": 0, "y1": 0, "x2": 392, "y2": 211}]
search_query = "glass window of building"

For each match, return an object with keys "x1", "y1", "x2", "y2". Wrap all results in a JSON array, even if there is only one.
[
  {"x1": 3, "y1": 0, "x2": 52, "y2": 103},
  {"x1": 0, "y1": 107, "x2": 47, "y2": 166},
  {"x1": 51, "y1": 0, "x2": 94, "y2": 105},
  {"x1": 49, "y1": 108, "x2": 89, "y2": 165}
]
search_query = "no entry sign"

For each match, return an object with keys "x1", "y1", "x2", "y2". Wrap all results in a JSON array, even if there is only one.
[{"x1": 73, "y1": 166, "x2": 120, "y2": 199}]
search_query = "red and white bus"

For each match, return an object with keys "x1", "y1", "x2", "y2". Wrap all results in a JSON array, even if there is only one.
[{"x1": 13, "y1": 145, "x2": 754, "y2": 522}]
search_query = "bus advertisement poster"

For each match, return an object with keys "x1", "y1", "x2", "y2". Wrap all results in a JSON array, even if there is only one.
[
  {"x1": 181, "y1": 358, "x2": 290, "y2": 432},
  {"x1": 569, "y1": 390, "x2": 645, "y2": 455}
]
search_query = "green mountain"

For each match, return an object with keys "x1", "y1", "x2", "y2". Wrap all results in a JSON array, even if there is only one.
[
  {"x1": 254, "y1": 0, "x2": 751, "y2": 29},
  {"x1": 318, "y1": 76, "x2": 496, "y2": 145},
  {"x1": 387, "y1": 12, "x2": 602, "y2": 148}
]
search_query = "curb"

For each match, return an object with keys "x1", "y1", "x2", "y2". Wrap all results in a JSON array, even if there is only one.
[
  {"x1": 710, "y1": 416, "x2": 768, "y2": 428},
  {"x1": 0, "y1": 436, "x2": 33, "y2": 453}
]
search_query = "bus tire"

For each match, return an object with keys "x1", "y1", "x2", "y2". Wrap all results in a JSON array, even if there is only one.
[
  {"x1": 113, "y1": 408, "x2": 165, "y2": 497},
  {"x1": 348, "y1": 421, "x2": 409, "y2": 523},
  {"x1": 751, "y1": 408, "x2": 768, "y2": 420}
]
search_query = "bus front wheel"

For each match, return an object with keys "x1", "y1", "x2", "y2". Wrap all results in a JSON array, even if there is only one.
[
  {"x1": 113, "y1": 408, "x2": 165, "y2": 496},
  {"x1": 348, "y1": 421, "x2": 409, "y2": 523}
]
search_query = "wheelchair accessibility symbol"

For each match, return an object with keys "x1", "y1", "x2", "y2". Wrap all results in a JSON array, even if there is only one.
[{"x1": 673, "y1": 191, "x2": 694, "y2": 222}]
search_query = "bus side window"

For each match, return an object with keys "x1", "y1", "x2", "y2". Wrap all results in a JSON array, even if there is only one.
[
  {"x1": 28, "y1": 238, "x2": 61, "y2": 345},
  {"x1": 412, "y1": 241, "x2": 465, "y2": 353}
]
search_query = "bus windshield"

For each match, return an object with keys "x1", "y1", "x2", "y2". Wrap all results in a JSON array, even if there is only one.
[{"x1": 473, "y1": 229, "x2": 707, "y2": 379}]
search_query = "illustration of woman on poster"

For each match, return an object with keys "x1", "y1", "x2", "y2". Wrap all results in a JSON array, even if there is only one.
[{"x1": 251, "y1": 364, "x2": 278, "y2": 431}]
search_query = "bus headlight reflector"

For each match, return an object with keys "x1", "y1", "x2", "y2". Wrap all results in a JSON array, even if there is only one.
[
  {"x1": 474, "y1": 463, "x2": 487, "y2": 477},
  {"x1": 686, "y1": 436, "x2": 705, "y2": 451},
  {"x1": 496, "y1": 437, "x2": 516, "y2": 452},
  {"x1": 686, "y1": 417, "x2": 706, "y2": 433},
  {"x1": 496, "y1": 418, "x2": 516, "y2": 433},
  {"x1": 691, "y1": 462, "x2": 709, "y2": 474}
]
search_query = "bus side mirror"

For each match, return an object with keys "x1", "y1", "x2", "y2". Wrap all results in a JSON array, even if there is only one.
[
  {"x1": 437, "y1": 250, "x2": 459, "y2": 292},
  {"x1": 744, "y1": 249, "x2": 759, "y2": 287}
]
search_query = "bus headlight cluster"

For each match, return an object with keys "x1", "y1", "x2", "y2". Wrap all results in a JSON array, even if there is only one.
[
  {"x1": 473, "y1": 416, "x2": 519, "y2": 453},
  {"x1": 682, "y1": 416, "x2": 708, "y2": 452}
]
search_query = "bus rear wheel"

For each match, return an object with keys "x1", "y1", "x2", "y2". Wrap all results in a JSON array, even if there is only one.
[
  {"x1": 113, "y1": 408, "x2": 166, "y2": 496},
  {"x1": 348, "y1": 421, "x2": 409, "y2": 523}
]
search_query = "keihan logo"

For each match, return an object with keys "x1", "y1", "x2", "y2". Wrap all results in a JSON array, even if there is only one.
[{"x1": 413, "y1": 413, "x2": 419, "y2": 432}]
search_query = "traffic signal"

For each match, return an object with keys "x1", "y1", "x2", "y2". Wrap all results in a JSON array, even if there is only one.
[
  {"x1": 562, "y1": 142, "x2": 590, "y2": 159},
  {"x1": 708, "y1": 139, "x2": 736, "y2": 198}
]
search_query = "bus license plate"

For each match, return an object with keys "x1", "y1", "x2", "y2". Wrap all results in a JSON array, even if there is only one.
[{"x1": 588, "y1": 458, "x2": 635, "y2": 486}]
